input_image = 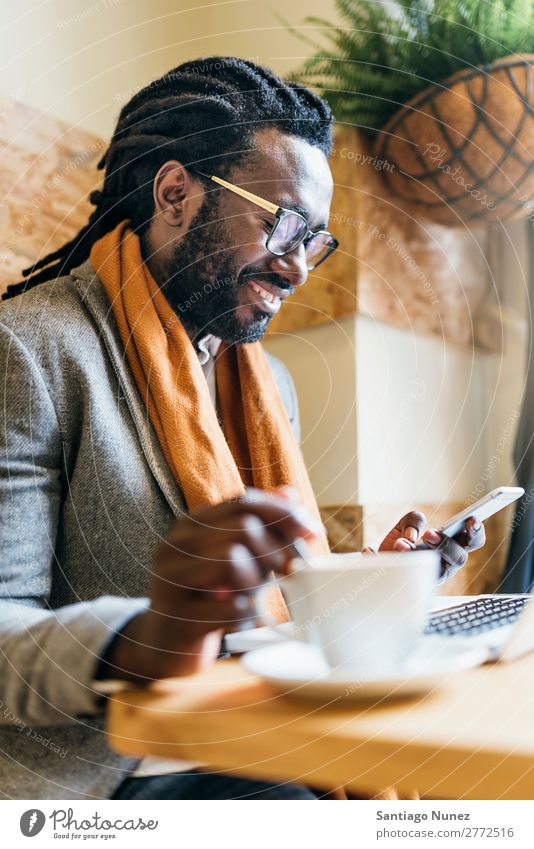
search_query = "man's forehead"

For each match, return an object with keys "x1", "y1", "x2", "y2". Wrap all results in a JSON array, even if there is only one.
[
  {"x1": 234, "y1": 129, "x2": 333, "y2": 222},
  {"x1": 251, "y1": 129, "x2": 331, "y2": 184}
]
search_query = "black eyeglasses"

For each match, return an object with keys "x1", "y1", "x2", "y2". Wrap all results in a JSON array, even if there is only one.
[{"x1": 191, "y1": 168, "x2": 338, "y2": 271}]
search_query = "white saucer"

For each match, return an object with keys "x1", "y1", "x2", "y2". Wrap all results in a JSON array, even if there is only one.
[
  {"x1": 241, "y1": 636, "x2": 489, "y2": 702},
  {"x1": 224, "y1": 622, "x2": 294, "y2": 653}
]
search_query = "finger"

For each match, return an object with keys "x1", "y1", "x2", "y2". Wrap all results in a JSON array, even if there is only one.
[
  {"x1": 423, "y1": 529, "x2": 442, "y2": 547},
  {"x1": 183, "y1": 513, "x2": 288, "y2": 575},
  {"x1": 396, "y1": 511, "x2": 426, "y2": 542},
  {"x1": 195, "y1": 542, "x2": 266, "y2": 595},
  {"x1": 380, "y1": 511, "x2": 427, "y2": 550},
  {"x1": 362, "y1": 545, "x2": 376, "y2": 554},
  {"x1": 404, "y1": 527, "x2": 418, "y2": 543},
  {"x1": 453, "y1": 516, "x2": 485, "y2": 552},
  {"x1": 156, "y1": 543, "x2": 265, "y2": 595},
  {"x1": 393, "y1": 538, "x2": 416, "y2": 551},
  {"x1": 424, "y1": 531, "x2": 468, "y2": 571},
  {"x1": 241, "y1": 488, "x2": 325, "y2": 540}
]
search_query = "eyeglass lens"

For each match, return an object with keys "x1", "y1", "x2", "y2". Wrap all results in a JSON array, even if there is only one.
[
  {"x1": 304, "y1": 232, "x2": 336, "y2": 268},
  {"x1": 268, "y1": 211, "x2": 335, "y2": 268},
  {"x1": 268, "y1": 212, "x2": 308, "y2": 253}
]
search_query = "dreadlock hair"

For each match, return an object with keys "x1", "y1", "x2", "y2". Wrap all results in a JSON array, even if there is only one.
[{"x1": 3, "y1": 56, "x2": 333, "y2": 300}]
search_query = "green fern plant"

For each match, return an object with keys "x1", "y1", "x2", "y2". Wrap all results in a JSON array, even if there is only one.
[{"x1": 289, "y1": 0, "x2": 534, "y2": 134}]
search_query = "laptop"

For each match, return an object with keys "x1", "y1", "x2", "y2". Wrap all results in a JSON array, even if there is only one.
[
  {"x1": 427, "y1": 593, "x2": 534, "y2": 662},
  {"x1": 225, "y1": 593, "x2": 534, "y2": 663}
]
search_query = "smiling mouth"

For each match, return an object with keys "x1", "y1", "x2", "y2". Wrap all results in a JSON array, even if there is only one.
[
  {"x1": 245, "y1": 278, "x2": 293, "y2": 317},
  {"x1": 248, "y1": 279, "x2": 281, "y2": 307}
]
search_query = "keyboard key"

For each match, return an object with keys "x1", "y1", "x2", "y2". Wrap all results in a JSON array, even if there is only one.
[{"x1": 425, "y1": 596, "x2": 529, "y2": 637}]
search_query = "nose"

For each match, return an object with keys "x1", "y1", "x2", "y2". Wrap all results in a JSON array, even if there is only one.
[{"x1": 267, "y1": 242, "x2": 309, "y2": 289}]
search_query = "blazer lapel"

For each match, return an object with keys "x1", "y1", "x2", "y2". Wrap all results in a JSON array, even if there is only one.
[{"x1": 70, "y1": 260, "x2": 187, "y2": 519}]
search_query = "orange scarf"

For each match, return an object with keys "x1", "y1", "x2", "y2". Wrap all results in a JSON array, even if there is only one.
[{"x1": 90, "y1": 222, "x2": 328, "y2": 587}]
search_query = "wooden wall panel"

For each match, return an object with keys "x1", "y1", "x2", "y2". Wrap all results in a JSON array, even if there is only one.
[{"x1": 0, "y1": 97, "x2": 103, "y2": 294}]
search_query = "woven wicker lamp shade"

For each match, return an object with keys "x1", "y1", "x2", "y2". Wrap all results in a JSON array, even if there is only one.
[{"x1": 374, "y1": 55, "x2": 534, "y2": 224}]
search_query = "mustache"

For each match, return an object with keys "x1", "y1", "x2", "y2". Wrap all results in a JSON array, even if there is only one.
[{"x1": 239, "y1": 269, "x2": 295, "y2": 294}]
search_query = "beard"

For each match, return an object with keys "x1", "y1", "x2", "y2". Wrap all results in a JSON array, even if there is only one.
[{"x1": 157, "y1": 199, "x2": 274, "y2": 344}]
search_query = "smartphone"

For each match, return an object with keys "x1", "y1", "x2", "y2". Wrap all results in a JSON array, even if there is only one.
[{"x1": 439, "y1": 486, "x2": 524, "y2": 538}]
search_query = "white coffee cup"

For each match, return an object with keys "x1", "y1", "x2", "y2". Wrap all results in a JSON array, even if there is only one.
[{"x1": 257, "y1": 549, "x2": 440, "y2": 673}]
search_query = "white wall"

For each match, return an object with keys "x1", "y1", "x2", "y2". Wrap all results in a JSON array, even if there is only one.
[
  {"x1": 479, "y1": 219, "x2": 529, "y2": 490},
  {"x1": 0, "y1": 0, "x2": 326, "y2": 138},
  {"x1": 354, "y1": 318, "x2": 498, "y2": 506},
  {"x1": 263, "y1": 317, "x2": 359, "y2": 506}
]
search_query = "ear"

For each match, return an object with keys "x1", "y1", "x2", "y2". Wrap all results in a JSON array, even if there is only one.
[{"x1": 152, "y1": 160, "x2": 202, "y2": 228}]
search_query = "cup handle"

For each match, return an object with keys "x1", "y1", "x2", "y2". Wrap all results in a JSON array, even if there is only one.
[{"x1": 255, "y1": 577, "x2": 300, "y2": 639}]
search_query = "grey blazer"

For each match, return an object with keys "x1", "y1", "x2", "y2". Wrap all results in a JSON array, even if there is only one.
[{"x1": 0, "y1": 260, "x2": 300, "y2": 800}]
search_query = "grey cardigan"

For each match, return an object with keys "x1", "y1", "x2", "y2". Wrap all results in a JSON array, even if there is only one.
[{"x1": 0, "y1": 260, "x2": 300, "y2": 800}]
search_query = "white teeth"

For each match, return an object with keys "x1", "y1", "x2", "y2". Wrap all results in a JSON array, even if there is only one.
[{"x1": 249, "y1": 280, "x2": 280, "y2": 306}]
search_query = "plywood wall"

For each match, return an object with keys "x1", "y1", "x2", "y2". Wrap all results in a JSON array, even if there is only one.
[{"x1": 0, "y1": 97, "x2": 103, "y2": 294}]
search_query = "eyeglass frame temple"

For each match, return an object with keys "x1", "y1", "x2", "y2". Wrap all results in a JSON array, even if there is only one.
[{"x1": 192, "y1": 169, "x2": 280, "y2": 216}]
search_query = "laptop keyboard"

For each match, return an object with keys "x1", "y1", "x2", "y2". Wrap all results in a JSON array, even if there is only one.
[{"x1": 425, "y1": 595, "x2": 529, "y2": 637}]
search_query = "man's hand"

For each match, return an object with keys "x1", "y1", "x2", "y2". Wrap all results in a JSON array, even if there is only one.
[
  {"x1": 373, "y1": 511, "x2": 428, "y2": 550},
  {"x1": 364, "y1": 511, "x2": 486, "y2": 582},
  {"x1": 101, "y1": 488, "x2": 322, "y2": 683}
]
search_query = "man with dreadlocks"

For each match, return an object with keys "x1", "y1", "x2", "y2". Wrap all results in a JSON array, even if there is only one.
[{"x1": 0, "y1": 57, "x2": 483, "y2": 800}]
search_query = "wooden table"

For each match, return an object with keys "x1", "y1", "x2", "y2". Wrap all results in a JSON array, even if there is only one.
[{"x1": 107, "y1": 654, "x2": 534, "y2": 799}]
